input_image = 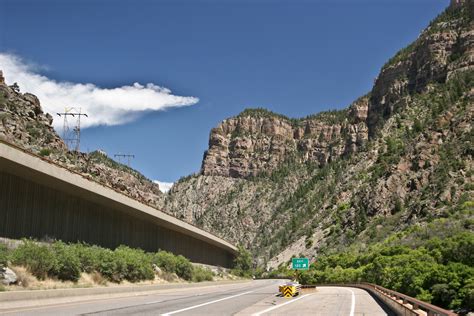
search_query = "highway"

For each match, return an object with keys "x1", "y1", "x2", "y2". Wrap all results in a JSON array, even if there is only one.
[{"x1": 0, "y1": 280, "x2": 394, "y2": 316}]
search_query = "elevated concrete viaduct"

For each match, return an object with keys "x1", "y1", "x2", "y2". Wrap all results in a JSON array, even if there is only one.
[{"x1": 0, "y1": 140, "x2": 237, "y2": 267}]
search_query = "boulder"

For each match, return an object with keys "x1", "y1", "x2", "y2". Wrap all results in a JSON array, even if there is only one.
[{"x1": 0, "y1": 267, "x2": 17, "y2": 285}]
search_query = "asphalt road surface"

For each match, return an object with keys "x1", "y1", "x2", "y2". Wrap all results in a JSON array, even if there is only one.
[{"x1": 0, "y1": 280, "x2": 394, "y2": 315}]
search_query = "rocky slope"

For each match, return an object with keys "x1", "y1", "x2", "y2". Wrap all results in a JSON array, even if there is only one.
[
  {"x1": 164, "y1": 0, "x2": 473, "y2": 267},
  {"x1": 0, "y1": 72, "x2": 164, "y2": 209}
]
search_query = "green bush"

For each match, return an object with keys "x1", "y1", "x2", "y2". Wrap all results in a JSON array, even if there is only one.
[
  {"x1": 192, "y1": 266, "x2": 214, "y2": 282},
  {"x1": 153, "y1": 251, "x2": 178, "y2": 274},
  {"x1": 11, "y1": 240, "x2": 56, "y2": 280},
  {"x1": 0, "y1": 244, "x2": 8, "y2": 268},
  {"x1": 71, "y1": 243, "x2": 102, "y2": 273},
  {"x1": 175, "y1": 255, "x2": 193, "y2": 280},
  {"x1": 152, "y1": 251, "x2": 193, "y2": 280},
  {"x1": 232, "y1": 246, "x2": 253, "y2": 277},
  {"x1": 114, "y1": 246, "x2": 154, "y2": 282},
  {"x1": 50, "y1": 241, "x2": 81, "y2": 282},
  {"x1": 96, "y1": 248, "x2": 126, "y2": 283},
  {"x1": 39, "y1": 148, "x2": 51, "y2": 157}
]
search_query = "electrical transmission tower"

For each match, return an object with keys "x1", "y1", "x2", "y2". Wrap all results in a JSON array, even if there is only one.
[
  {"x1": 114, "y1": 153, "x2": 135, "y2": 167},
  {"x1": 57, "y1": 107, "x2": 88, "y2": 152}
]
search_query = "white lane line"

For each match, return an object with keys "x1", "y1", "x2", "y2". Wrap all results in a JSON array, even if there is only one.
[
  {"x1": 252, "y1": 294, "x2": 311, "y2": 316},
  {"x1": 161, "y1": 290, "x2": 254, "y2": 315},
  {"x1": 342, "y1": 288, "x2": 355, "y2": 316}
]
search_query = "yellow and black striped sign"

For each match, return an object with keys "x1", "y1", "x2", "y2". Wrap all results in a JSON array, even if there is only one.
[{"x1": 279, "y1": 285, "x2": 300, "y2": 298}]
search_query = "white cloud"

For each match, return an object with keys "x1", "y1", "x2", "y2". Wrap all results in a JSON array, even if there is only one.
[
  {"x1": 0, "y1": 53, "x2": 199, "y2": 129},
  {"x1": 154, "y1": 180, "x2": 174, "y2": 193}
]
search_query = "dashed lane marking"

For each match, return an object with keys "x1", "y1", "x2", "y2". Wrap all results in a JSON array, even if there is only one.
[
  {"x1": 252, "y1": 294, "x2": 312, "y2": 316},
  {"x1": 161, "y1": 290, "x2": 255, "y2": 315}
]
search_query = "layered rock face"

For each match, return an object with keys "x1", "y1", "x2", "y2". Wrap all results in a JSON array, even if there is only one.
[
  {"x1": 202, "y1": 98, "x2": 369, "y2": 178},
  {"x1": 368, "y1": 4, "x2": 474, "y2": 135},
  {"x1": 203, "y1": 3, "x2": 473, "y2": 179}
]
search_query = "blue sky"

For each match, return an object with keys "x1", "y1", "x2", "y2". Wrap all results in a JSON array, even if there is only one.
[{"x1": 0, "y1": 0, "x2": 447, "y2": 184}]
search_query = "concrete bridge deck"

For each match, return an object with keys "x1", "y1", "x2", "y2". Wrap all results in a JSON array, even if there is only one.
[{"x1": 0, "y1": 140, "x2": 237, "y2": 267}]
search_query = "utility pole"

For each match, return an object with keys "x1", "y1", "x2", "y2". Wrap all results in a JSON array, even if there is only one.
[
  {"x1": 114, "y1": 153, "x2": 135, "y2": 167},
  {"x1": 57, "y1": 108, "x2": 88, "y2": 152}
]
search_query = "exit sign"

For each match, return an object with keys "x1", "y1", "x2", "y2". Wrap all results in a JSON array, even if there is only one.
[{"x1": 292, "y1": 258, "x2": 309, "y2": 270}]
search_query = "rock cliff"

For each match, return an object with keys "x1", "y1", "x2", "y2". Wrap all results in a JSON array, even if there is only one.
[
  {"x1": 368, "y1": 3, "x2": 473, "y2": 135},
  {"x1": 202, "y1": 3, "x2": 473, "y2": 179},
  {"x1": 202, "y1": 98, "x2": 369, "y2": 178}
]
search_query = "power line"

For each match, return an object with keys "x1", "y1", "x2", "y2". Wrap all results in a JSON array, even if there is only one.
[
  {"x1": 114, "y1": 153, "x2": 135, "y2": 167},
  {"x1": 57, "y1": 108, "x2": 88, "y2": 152}
]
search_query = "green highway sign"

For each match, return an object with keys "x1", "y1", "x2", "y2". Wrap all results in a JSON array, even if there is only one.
[{"x1": 292, "y1": 257, "x2": 309, "y2": 270}]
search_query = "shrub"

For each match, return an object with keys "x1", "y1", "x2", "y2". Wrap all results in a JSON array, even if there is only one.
[
  {"x1": 0, "y1": 92, "x2": 6, "y2": 105},
  {"x1": 413, "y1": 118, "x2": 423, "y2": 133},
  {"x1": 175, "y1": 255, "x2": 193, "y2": 281},
  {"x1": 0, "y1": 244, "x2": 8, "y2": 268},
  {"x1": 114, "y1": 246, "x2": 154, "y2": 282},
  {"x1": 192, "y1": 266, "x2": 214, "y2": 282},
  {"x1": 71, "y1": 243, "x2": 102, "y2": 273},
  {"x1": 96, "y1": 248, "x2": 126, "y2": 283},
  {"x1": 11, "y1": 239, "x2": 56, "y2": 280},
  {"x1": 232, "y1": 246, "x2": 253, "y2": 277},
  {"x1": 431, "y1": 283, "x2": 457, "y2": 307},
  {"x1": 39, "y1": 148, "x2": 51, "y2": 157},
  {"x1": 50, "y1": 241, "x2": 81, "y2": 282},
  {"x1": 153, "y1": 251, "x2": 178, "y2": 274},
  {"x1": 460, "y1": 280, "x2": 474, "y2": 311}
]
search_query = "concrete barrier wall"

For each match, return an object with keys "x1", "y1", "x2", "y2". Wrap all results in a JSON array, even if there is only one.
[
  {"x1": 0, "y1": 172, "x2": 233, "y2": 267},
  {"x1": 0, "y1": 141, "x2": 237, "y2": 267}
]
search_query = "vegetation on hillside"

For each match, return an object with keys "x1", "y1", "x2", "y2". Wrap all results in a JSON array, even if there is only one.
[
  {"x1": 88, "y1": 151, "x2": 149, "y2": 182},
  {"x1": 266, "y1": 201, "x2": 474, "y2": 311},
  {"x1": 5, "y1": 240, "x2": 214, "y2": 283},
  {"x1": 235, "y1": 107, "x2": 348, "y2": 127},
  {"x1": 303, "y1": 109, "x2": 348, "y2": 125}
]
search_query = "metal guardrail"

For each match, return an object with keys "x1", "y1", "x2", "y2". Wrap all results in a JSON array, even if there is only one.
[
  {"x1": 0, "y1": 139, "x2": 234, "y2": 247},
  {"x1": 366, "y1": 283, "x2": 457, "y2": 316},
  {"x1": 311, "y1": 282, "x2": 457, "y2": 316}
]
